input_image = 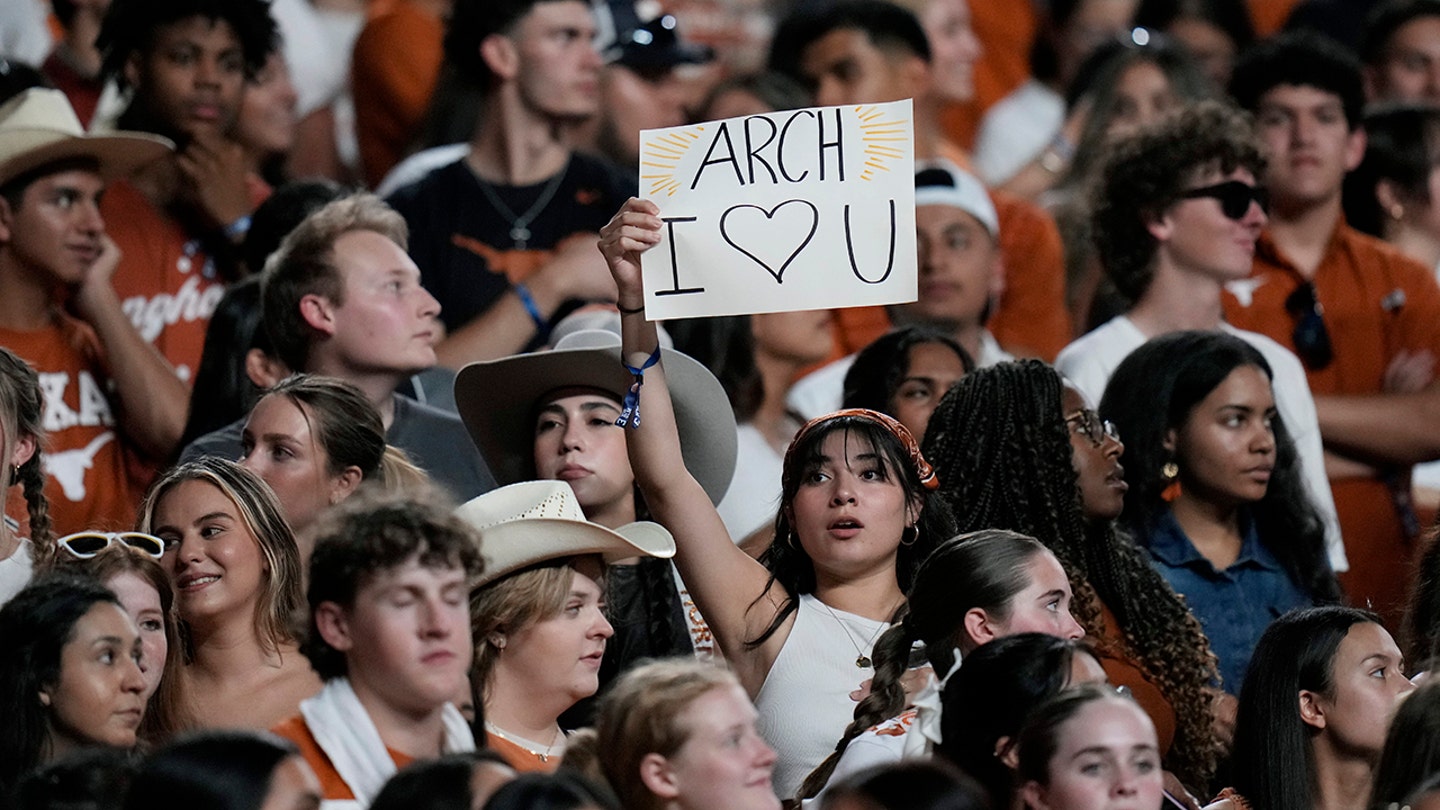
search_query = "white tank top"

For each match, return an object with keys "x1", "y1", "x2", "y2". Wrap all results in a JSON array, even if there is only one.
[{"x1": 755, "y1": 593, "x2": 890, "y2": 800}]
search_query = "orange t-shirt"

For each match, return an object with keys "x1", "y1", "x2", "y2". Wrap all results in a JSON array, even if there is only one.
[
  {"x1": 272, "y1": 715, "x2": 415, "y2": 801},
  {"x1": 1, "y1": 316, "x2": 144, "y2": 536},
  {"x1": 485, "y1": 731, "x2": 562, "y2": 774},
  {"x1": 1223, "y1": 224, "x2": 1440, "y2": 627},
  {"x1": 352, "y1": 0, "x2": 444, "y2": 188},
  {"x1": 825, "y1": 185, "x2": 1072, "y2": 363},
  {"x1": 101, "y1": 181, "x2": 228, "y2": 382},
  {"x1": 1092, "y1": 601, "x2": 1177, "y2": 756}
]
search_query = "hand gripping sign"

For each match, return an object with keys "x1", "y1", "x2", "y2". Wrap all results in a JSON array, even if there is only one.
[{"x1": 637, "y1": 99, "x2": 917, "y2": 319}]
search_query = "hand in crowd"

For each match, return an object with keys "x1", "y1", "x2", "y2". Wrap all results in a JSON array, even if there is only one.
[
  {"x1": 1384, "y1": 349, "x2": 1436, "y2": 394},
  {"x1": 536, "y1": 231, "x2": 620, "y2": 303},
  {"x1": 68, "y1": 233, "x2": 122, "y2": 321},
  {"x1": 597, "y1": 196, "x2": 663, "y2": 304},
  {"x1": 175, "y1": 130, "x2": 252, "y2": 232}
]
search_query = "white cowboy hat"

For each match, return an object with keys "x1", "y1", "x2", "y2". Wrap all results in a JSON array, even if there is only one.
[
  {"x1": 455, "y1": 328, "x2": 738, "y2": 505},
  {"x1": 0, "y1": 88, "x2": 172, "y2": 188},
  {"x1": 457, "y1": 480, "x2": 675, "y2": 588}
]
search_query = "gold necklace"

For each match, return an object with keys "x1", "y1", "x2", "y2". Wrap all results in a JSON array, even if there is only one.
[
  {"x1": 485, "y1": 722, "x2": 562, "y2": 762},
  {"x1": 819, "y1": 600, "x2": 892, "y2": 668}
]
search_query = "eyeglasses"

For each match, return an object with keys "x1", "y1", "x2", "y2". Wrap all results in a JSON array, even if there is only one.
[
  {"x1": 1065, "y1": 409, "x2": 1120, "y2": 448},
  {"x1": 57, "y1": 531, "x2": 166, "y2": 560},
  {"x1": 1284, "y1": 281, "x2": 1334, "y2": 370},
  {"x1": 1176, "y1": 180, "x2": 1269, "y2": 220}
]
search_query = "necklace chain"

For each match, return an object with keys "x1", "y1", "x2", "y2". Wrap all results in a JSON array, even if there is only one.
[
  {"x1": 485, "y1": 722, "x2": 562, "y2": 762},
  {"x1": 820, "y1": 600, "x2": 892, "y2": 669},
  {"x1": 473, "y1": 161, "x2": 570, "y2": 250}
]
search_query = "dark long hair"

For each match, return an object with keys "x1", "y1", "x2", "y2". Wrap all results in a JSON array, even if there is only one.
[
  {"x1": 751, "y1": 413, "x2": 954, "y2": 647},
  {"x1": 0, "y1": 575, "x2": 124, "y2": 794},
  {"x1": 1404, "y1": 528, "x2": 1440, "y2": 671},
  {"x1": 123, "y1": 730, "x2": 297, "y2": 810},
  {"x1": 1230, "y1": 606, "x2": 1380, "y2": 810},
  {"x1": 1371, "y1": 679, "x2": 1440, "y2": 809},
  {"x1": 799, "y1": 530, "x2": 1051, "y2": 798},
  {"x1": 842, "y1": 327, "x2": 975, "y2": 415},
  {"x1": 934, "y1": 633, "x2": 1097, "y2": 808},
  {"x1": 922, "y1": 359, "x2": 1219, "y2": 789},
  {"x1": 1099, "y1": 330, "x2": 1340, "y2": 602}
]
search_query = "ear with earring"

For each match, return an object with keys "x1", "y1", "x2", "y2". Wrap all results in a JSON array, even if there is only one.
[{"x1": 1161, "y1": 460, "x2": 1182, "y2": 503}]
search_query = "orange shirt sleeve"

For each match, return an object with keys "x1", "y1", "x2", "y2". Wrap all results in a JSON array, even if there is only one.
[
  {"x1": 352, "y1": 3, "x2": 444, "y2": 188},
  {"x1": 987, "y1": 191, "x2": 1072, "y2": 361}
]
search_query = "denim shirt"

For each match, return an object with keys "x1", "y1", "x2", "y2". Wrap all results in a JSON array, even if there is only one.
[{"x1": 1144, "y1": 509, "x2": 1315, "y2": 695}]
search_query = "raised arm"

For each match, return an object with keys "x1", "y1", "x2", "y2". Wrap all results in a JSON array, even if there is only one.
[{"x1": 599, "y1": 197, "x2": 790, "y2": 693}]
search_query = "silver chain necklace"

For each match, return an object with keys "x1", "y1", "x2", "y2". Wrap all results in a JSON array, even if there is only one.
[
  {"x1": 820, "y1": 600, "x2": 890, "y2": 668},
  {"x1": 474, "y1": 161, "x2": 570, "y2": 250}
]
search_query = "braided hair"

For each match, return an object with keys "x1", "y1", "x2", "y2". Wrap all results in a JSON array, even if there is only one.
[
  {"x1": 798, "y1": 529, "x2": 1052, "y2": 799},
  {"x1": 922, "y1": 359, "x2": 1220, "y2": 789},
  {"x1": 0, "y1": 348, "x2": 50, "y2": 556}
]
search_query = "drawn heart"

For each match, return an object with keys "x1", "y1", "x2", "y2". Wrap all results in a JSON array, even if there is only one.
[{"x1": 719, "y1": 200, "x2": 819, "y2": 284}]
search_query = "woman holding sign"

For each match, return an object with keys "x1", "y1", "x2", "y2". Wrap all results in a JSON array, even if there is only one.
[{"x1": 599, "y1": 197, "x2": 954, "y2": 801}]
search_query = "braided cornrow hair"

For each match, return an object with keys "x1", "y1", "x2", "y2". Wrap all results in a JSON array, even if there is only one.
[
  {"x1": 922, "y1": 359, "x2": 1220, "y2": 789},
  {"x1": 0, "y1": 348, "x2": 50, "y2": 557}
]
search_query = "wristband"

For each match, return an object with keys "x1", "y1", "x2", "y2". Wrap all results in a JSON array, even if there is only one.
[
  {"x1": 617, "y1": 302, "x2": 645, "y2": 315},
  {"x1": 615, "y1": 346, "x2": 662, "y2": 429},
  {"x1": 223, "y1": 215, "x2": 252, "y2": 240},
  {"x1": 513, "y1": 282, "x2": 549, "y2": 339}
]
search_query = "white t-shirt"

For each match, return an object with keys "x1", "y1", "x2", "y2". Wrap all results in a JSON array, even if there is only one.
[
  {"x1": 1055, "y1": 315, "x2": 1347, "y2": 571},
  {"x1": 0, "y1": 528, "x2": 34, "y2": 608},
  {"x1": 716, "y1": 423, "x2": 784, "y2": 543},
  {"x1": 972, "y1": 80, "x2": 1065, "y2": 186}
]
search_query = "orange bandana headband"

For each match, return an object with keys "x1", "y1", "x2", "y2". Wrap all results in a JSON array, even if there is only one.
[{"x1": 784, "y1": 408, "x2": 939, "y2": 490}]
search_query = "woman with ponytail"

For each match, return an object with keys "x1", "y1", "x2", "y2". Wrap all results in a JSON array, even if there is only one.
[
  {"x1": 799, "y1": 529, "x2": 1083, "y2": 801},
  {"x1": 239, "y1": 373, "x2": 429, "y2": 557},
  {"x1": 0, "y1": 347, "x2": 50, "y2": 603}
]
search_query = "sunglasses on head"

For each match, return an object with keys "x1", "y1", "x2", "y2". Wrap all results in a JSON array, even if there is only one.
[
  {"x1": 1177, "y1": 180, "x2": 1269, "y2": 220},
  {"x1": 1284, "y1": 281, "x2": 1334, "y2": 371},
  {"x1": 57, "y1": 531, "x2": 166, "y2": 560}
]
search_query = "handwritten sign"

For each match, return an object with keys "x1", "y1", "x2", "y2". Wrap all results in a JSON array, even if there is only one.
[{"x1": 638, "y1": 100, "x2": 917, "y2": 320}]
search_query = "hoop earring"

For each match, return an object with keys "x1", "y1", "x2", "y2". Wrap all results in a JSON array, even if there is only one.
[
  {"x1": 1161, "y1": 461, "x2": 1182, "y2": 503},
  {"x1": 900, "y1": 526, "x2": 918, "y2": 546}
]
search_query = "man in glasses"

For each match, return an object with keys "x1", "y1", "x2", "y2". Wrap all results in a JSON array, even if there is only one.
[
  {"x1": 1224, "y1": 31, "x2": 1440, "y2": 629},
  {"x1": 0, "y1": 88, "x2": 186, "y2": 537},
  {"x1": 1056, "y1": 100, "x2": 1345, "y2": 576}
]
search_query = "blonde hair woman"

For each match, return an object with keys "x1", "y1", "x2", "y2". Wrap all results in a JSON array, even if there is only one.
[
  {"x1": 460, "y1": 480, "x2": 675, "y2": 774},
  {"x1": 138, "y1": 458, "x2": 320, "y2": 730},
  {"x1": 595, "y1": 659, "x2": 779, "y2": 810}
]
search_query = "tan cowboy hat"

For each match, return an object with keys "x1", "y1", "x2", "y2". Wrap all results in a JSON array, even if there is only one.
[
  {"x1": 455, "y1": 328, "x2": 738, "y2": 505},
  {"x1": 0, "y1": 88, "x2": 172, "y2": 188},
  {"x1": 457, "y1": 480, "x2": 676, "y2": 588}
]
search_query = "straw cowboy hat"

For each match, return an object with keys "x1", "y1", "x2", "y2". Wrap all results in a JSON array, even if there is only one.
[
  {"x1": 0, "y1": 88, "x2": 172, "y2": 188},
  {"x1": 456, "y1": 328, "x2": 738, "y2": 505},
  {"x1": 457, "y1": 480, "x2": 676, "y2": 588}
]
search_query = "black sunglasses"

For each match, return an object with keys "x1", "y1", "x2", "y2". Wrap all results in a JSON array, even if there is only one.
[
  {"x1": 1176, "y1": 180, "x2": 1269, "y2": 220},
  {"x1": 1284, "y1": 281, "x2": 1334, "y2": 370}
]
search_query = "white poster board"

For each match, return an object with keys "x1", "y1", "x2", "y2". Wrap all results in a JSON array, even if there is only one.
[{"x1": 637, "y1": 99, "x2": 917, "y2": 320}]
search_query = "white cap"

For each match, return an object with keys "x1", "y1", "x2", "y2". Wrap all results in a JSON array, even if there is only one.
[{"x1": 914, "y1": 159, "x2": 999, "y2": 238}]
